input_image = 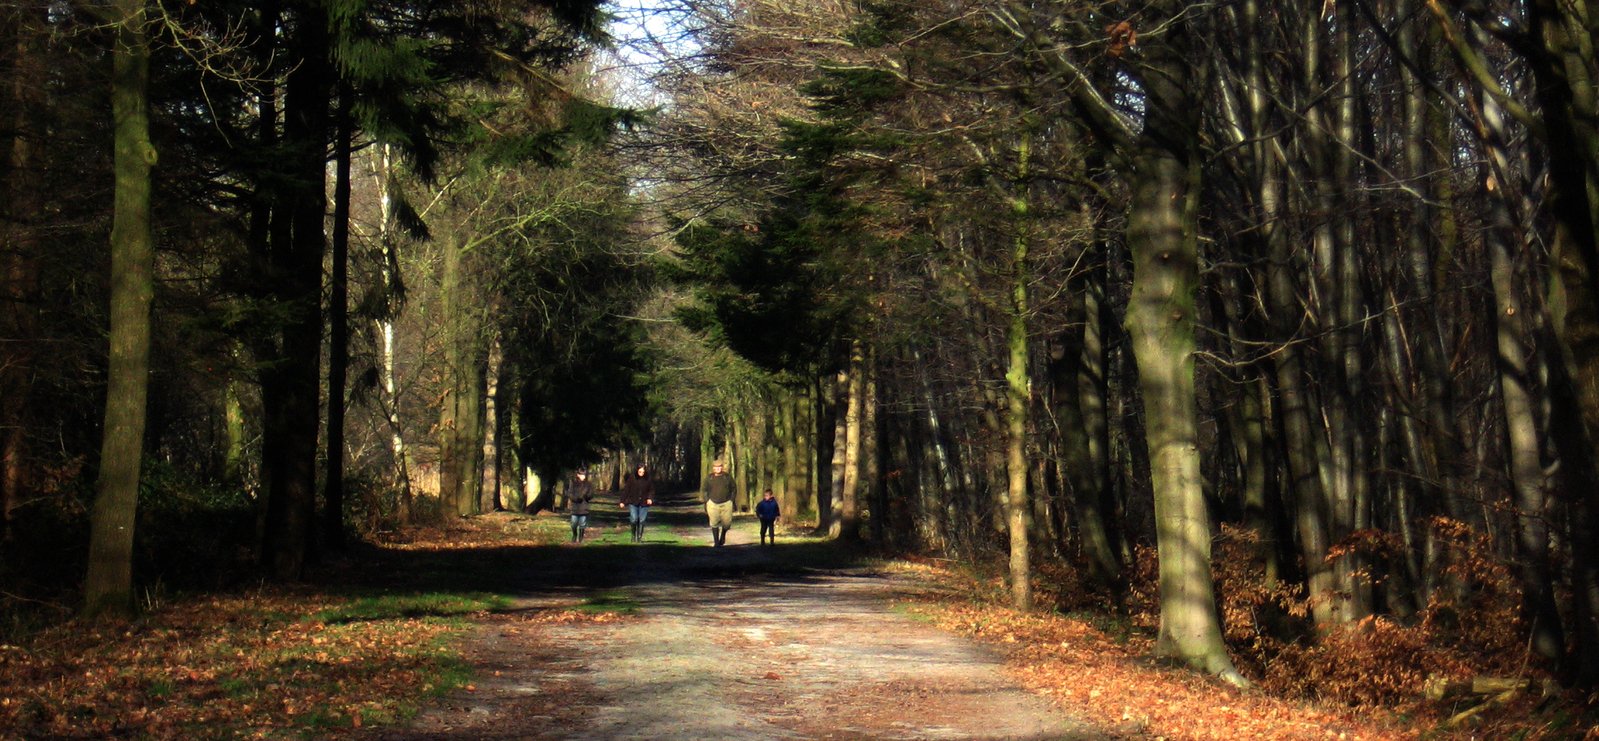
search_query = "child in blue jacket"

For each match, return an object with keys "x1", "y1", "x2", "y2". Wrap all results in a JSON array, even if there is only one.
[{"x1": 755, "y1": 489, "x2": 780, "y2": 545}]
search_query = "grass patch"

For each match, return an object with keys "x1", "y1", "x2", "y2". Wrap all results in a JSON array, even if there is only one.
[
  {"x1": 311, "y1": 592, "x2": 511, "y2": 624},
  {"x1": 146, "y1": 677, "x2": 175, "y2": 699},
  {"x1": 576, "y1": 592, "x2": 641, "y2": 616},
  {"x1": 890, "y1": 603, "x2": 937, "y2": 624}
]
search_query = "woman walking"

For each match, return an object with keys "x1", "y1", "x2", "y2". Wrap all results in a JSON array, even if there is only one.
[
  {"x1": 619, "y1": 463, "x2": 655, "y2": 542},
  {"x1": 567, "y1": 469, "x2": 594, "y2": 543}
]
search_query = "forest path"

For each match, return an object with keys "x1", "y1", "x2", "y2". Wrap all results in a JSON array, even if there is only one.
[{"x1": 364, "y1": 495, "x2": 1106, "y2": 740}]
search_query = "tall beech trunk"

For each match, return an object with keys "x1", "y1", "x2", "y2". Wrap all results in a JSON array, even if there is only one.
[
  {"x1": 1004, "y1": 136, "x2": 1033, "y2": 610},
  {"x1": 1472, "y1": 69, "x2": 1567, "y2": 668},
  {"x1": 1488, "y1": 182, "x2": 1565, "y2": 665},
  {"x1": 85, "y1": 0, "x2": 154, "y2": 617},
  {"x1": 1522, "y1": 0, "x2": 1599, "y2": 683},
  {"x1": 1124, "y1": 5, "x2": 1243, "y2": 682}
]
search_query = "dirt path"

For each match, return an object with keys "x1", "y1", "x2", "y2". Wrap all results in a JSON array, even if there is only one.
[{"x1": 367, "y1": 499, "x2": 1106, "y2": 740}]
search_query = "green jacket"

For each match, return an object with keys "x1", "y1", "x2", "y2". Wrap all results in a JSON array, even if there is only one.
[{"x1": 703, "y1": 472, "x2": 734, "y2": 504}]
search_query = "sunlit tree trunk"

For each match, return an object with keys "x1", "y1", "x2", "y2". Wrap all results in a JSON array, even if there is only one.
[
  {"x1": 914, "y1": 351, "x2": 953, "y2": 548},
  {"x1": 85, "y1": 0, "x2": 155, "y2": 618},
  {"x1": 862, "y1": 344, "x2": 882, "y2": 539},
  {"x1": 1004, "y1": 136, "x2": 1033, "y2": 610},
  {"x1": 1463, "y1": 48, "x2": 1566, "y2": 668},
  {"x1": 482, "y1": 336, "x2": 503, "y2": 511},
  {"x1": 1524, "y1": 0, "x2": 1599, "y2": 683},
  {"x1": 372, "y1": 144, "x2": 412, "y2": 521},
  {"x1": 836, "y1": 344, "x2": 864, "y2": 539},
  {"x1": 1124, "y1": 4, "x2": 1243, "y2": 683}
]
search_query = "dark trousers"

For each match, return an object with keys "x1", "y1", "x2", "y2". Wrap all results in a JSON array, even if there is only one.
[{"x1": 759, "y1": 519, "x2": 776, "y2": 542}]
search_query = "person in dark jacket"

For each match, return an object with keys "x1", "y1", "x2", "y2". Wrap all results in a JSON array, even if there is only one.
[
  {"x1": 702, "y1": 460, "x2": 735, "y2": 547},
  {"x1": 618, "y1": 463, "x2": 656, "y2": 543},
  {"x1": 755, "y1": 489, "x2": 780, "y2": 545},
  {"x1": 567, "y1": 469, "x2": 594, "y2": 543}
]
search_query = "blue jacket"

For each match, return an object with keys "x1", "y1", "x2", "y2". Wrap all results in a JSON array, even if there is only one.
[{"x1": 755, "y1": 498, "x2": 780, "y2": 521}]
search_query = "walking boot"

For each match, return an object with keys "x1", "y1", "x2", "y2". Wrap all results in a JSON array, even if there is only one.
[
  {"x1": 571, "y1": 524, "x2": 579, "y2": 543},
  {"x1": 636, "y1": 523, "x2": 645, "y2": 542},
  {"x1": 578, "y1": 527, "x2": 586, "y2": 543}
]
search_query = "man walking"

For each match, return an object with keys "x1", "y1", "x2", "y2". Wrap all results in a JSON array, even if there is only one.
[{"x1": 703, "y1": 460, "x2": 735, "y2": 547}]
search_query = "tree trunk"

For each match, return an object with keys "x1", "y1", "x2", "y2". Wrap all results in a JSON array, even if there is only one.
[
  {"x1": 261, "y1": 1, "x2": 329, "y2": 579},
  {"x1": 85, "y1": 0, "x2": 154, "y2": 618},
  {"x1": 1066, "y1": 252, "x2": 1122, "y2": 590},
  {"x1": 785, "y1": 387, "x2": 806, "y2": 518},
  {"x1": 438, "y1": 231, "x2": 486, "y2": 517},
  {"x1": 1005, "y1": 136, "x2": 1033, "y2": 610},
  {"x1": 1524, "y1": 0, "x2": 1599, "y2": 683},
  {"x1": 1125, "y1": 8, "x2": 1243, "y2": 681},
  {"x1": 1474, "y1": 65, "x2": 1567, "y2": 668},
  {"x1": 323, "y1": 80, "x2": 353, "y2": 550},
  {"x1": 482, "y1": 335, "x2": 503, "y2": 511},
  {"x1": 373, "y1": 144, "x2": 412, "y2": 521},
  {"x1": 456, "y1": 332, "x2": 487, "y2": 516},
  {"x1": 863, "y1": 344, "x2": 883, "y2": 540},
  {"x1": 813, "y1": 373, "x2": 835, "y2": 527},
  {"x1": 837, "y1": 342, "x2": 865, "y2": 539}
]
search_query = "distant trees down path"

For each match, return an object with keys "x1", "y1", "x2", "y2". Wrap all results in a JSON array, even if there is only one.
[{"x1": 9, "y1": 0, "x2": 1599, "y2": 704}]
